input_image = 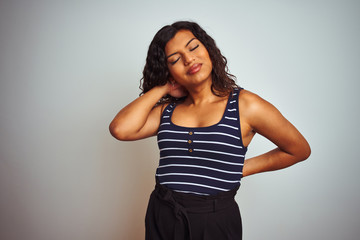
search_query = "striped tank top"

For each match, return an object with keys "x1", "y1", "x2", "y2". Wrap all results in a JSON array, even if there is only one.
[{"x1": 155, "y1": 88, "x2": 247, "y2": 195}]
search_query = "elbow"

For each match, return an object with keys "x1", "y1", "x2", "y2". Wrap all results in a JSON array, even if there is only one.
[
  {"x1": 109, "y1": 121, "x2": 129, "y2": 141},
  {"x1": 303, "y1": 144, "x2": 311, "y2": 161},
  {"x1": 296, "y1": 142, "x2": 311, "y2": 163}
]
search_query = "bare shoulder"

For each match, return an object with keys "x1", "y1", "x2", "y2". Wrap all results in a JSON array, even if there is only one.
[
  {"x1": 158, "y1": 102, "x2": 170, "y2": 114},
  {"x1": 152, "y1": 102, "x2": 171, "y2": 121},
  {"x1": 238, "y1": 89, "x2": 276, "y2": 117},
  {"x1": 238, "y1": 89, "x2": 287, "y2": 134},
  {"x1": 238, "y1": 89, "x2": 262, "y2": 105},
  {"x1": 150, "y1": 103, "x2": 169, "y2": 121}
]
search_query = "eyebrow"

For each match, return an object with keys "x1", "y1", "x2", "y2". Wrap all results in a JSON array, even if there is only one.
[{"x1": 166, "y1": 38, "x2": 196, "y2": 59}]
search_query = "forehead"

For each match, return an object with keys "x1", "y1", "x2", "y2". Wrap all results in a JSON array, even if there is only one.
[{"x1": 165, "y1": 30, "x2": 196, "y2": 53}]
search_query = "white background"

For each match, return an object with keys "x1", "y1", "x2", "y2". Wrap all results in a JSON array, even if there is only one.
[{"x1": 1, "y1": 0, "x2": 359, "y2": 239}]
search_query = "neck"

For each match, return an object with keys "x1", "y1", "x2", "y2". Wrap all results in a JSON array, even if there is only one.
[{"x1": 184, "y1": 81, "x2": 219, "y2": 105}]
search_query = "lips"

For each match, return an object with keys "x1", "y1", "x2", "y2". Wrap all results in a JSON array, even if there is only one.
[{"x1": 187, "y1": 63, "x2": 202, "y2": 75}]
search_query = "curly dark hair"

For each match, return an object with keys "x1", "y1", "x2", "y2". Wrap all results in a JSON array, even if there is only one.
[{"x1": 140, "y1": 21, "x2": 238, "y2": 103}]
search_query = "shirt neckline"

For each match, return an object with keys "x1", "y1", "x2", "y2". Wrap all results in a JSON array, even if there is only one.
[{"x1": 168, "y1": 90, "x2": 235, "y2": 130}]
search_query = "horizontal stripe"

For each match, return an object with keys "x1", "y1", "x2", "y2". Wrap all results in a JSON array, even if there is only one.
[
  {"x1": 194, "y1": 148, "x2": 244, "y2": 157},
  {"x1": 194, "y1": 131, "x2": 240, "y2": 140},
  {"x1": 160, "y1": 122, "x2": 171, "y2": 126},
  {"x1": 229, "y1": 100, "x2": 236, "y2": 104},
  {"x1": 227, "y1": 108, "x2": 237, "y2": 112},
  {"x1": 160, "y1": 155, "x2": 243, "y2": 166},
  {"x1": 158, "y1": 130, "x2": 190, "y2": 134},
  {"x1": 193, "y1": 140, "x2": 243, "y2": 149},
  {"x1": 218, "y1": 124, "x2": 239, "y2": 130},
  {"x1": 158, "y1": 139, "x2": 187, "y2": 143},
  {"x1": 163, "y1": 115, "x2": 170, "y2": 118},
  {"x1": 156, "y1": 173, "x2": 241, "y2": 183},
  {"x1": 160, "y1": 147, "x2": 188, "y2": 151},
  {"x1": 158, "y1": 164, "x2": 242, "y2": 174},
  {"x1": 161, "y1": 181, "x2": 230, "y2": 191},
  {"x1": 225, "y1": 116, "x2": 237, "y2": 121}
]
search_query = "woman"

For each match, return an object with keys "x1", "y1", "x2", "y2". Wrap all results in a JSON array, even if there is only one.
[{"x1": 109, "y1": 21, "x2": 311, "y2": 240}]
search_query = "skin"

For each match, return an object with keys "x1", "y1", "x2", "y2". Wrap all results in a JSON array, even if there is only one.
[{"x1": 109, "y1": 30, "x2": 311, "y2": 177}]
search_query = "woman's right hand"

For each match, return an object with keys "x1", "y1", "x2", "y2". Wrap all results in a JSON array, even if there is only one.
[{"x1": 167, "y1": 82, "x2": 188, "y2": 98}]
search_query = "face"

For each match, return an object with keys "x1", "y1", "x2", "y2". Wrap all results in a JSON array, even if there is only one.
[{"x1": 165, "y1": 30, "x2": 213, "y2": 88}]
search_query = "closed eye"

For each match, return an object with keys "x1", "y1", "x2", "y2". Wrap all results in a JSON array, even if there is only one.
[
  {"x1": 170, "y1": 57, "x2": 180, "y2": 65},
  {"x1": 169, "y1": 44, "x2": 199, "y2": 65},
  {"x1": 190, "y1": 45, "x2": 199, "y2": 51}
]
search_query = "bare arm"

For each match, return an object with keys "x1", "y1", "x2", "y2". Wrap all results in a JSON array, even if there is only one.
[
  {"x1": 109, "y1": 82, "x2": 187, "y2": 141},
  {"x1": 240, "y1": 91, "x2": 311, "y2": 177},
  {"x1": 109, "y1": 84, "x2": 169, "y2": 141}
]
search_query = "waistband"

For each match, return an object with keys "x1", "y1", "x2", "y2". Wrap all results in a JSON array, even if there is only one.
[
  {"x1": 150, "y1": 181, "x2": 239, "y2": 240},
  {"x1": 154, "y1": 179, "x2": 239, "y2": 210},
  {"x1": 154, "y1": 181, "x2": 239, "y2": 213}
]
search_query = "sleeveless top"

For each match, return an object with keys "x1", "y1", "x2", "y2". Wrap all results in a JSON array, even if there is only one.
[{"x1": 155, "y1": 88, "x2": 247, "y2": 195}]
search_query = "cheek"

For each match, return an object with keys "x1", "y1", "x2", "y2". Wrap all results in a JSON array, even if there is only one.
[
  {"x1": 201, "y1": 54, "x2": 212, "y2": 69},
  {"x1": 168, "y1": 65, "x2": 183, "y2": 77},
  {"x1": 199, "y1": 50, "x2": 212, "y2": 65}
]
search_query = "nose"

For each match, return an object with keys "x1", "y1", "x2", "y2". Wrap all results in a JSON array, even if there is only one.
[{"x1": 183, "y1": 52, "x2": 195, "y2": 66}]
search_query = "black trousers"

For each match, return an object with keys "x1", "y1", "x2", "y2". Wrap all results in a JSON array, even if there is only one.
[{"x1": 145, "y1": 182, "x2": 242, "y2": 240}]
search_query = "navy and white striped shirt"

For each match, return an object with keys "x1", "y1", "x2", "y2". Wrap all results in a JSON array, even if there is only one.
[{"x1": 156, "y1": 88, "x2": 247, "y2": 195}]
